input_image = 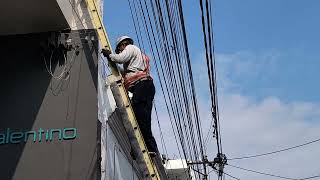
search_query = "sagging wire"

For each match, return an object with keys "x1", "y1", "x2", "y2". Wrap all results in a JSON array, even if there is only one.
[
  {"x1": 127, "y1": 0, "x2": 213, "y2": 179},
  {"x1": 43, "y1": 45, "x2": 80, "y2": 80},
  {"x1": 129, "y1": 0, "x2": 189, "y2": 163},
  {"x1": 153, "y1": 102, "x2": 169, "y2": 158},
  {"x1": 42, "y1": 43, "x2": 81, "y2": 96},
  {"x1": 227, "y1": 164, "x2": 320, "y2": 180},
  {"x1": 127, "y1": 0, "x2": 202, "y2": 179},
  {"x1": 228, "y1": 137, "x2": 320, "y2": 161}
]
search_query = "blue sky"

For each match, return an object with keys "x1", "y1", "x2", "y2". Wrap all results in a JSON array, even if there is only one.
[
  {"x1": 103, "y1": 1, "x2": 320, "y2": 179},
  {"x1": 104, "y1": 0, "x2": 320, "y2": 103},
  {"x1": 210, "y1": 0, "x2": 320, "y2": 103}
]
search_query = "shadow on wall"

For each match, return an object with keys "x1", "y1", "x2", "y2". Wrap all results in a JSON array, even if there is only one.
[
  {"x1": 0, "y1": 32, "x2": 58, "y2": 179},
  {"x1": 0, "y1": 30, "x2": 100, "y2": 180},
  {"x1": 80, "y1": 29, "x2": 98, "y2": 90}
]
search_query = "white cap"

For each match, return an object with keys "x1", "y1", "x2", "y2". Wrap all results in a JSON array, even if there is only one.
[{"x1": 116, "y1": 35, "x2": 133, "y2": 48}]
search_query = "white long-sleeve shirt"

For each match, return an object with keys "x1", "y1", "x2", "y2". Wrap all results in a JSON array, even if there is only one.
[{"x1": 109, "y1": 44, "x2": 146, "y2": 74}]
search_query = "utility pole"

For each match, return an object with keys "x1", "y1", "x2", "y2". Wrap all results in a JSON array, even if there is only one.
[{"x1": 187, "y1": 153, "x2": 227, "y2": 180}]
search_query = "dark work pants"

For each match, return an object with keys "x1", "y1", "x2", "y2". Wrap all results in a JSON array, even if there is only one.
[{"x1": 129, "y1": 79, "x2": 158, "y2": 153}]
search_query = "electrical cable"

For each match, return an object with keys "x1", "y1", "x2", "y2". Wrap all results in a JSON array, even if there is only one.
[
  {"x1": 204, "y1": 117, "x2": 214, "y2": 151},
  {"x1": 150, "y1": 1, "x2": 200, "y2": 177},
  {"x1": 159, "y1": 0, "x2": 206, "y2": 177},
  {"x1": 129, "y1": 0, "x2": 183, "y2": 161},
  {"x1": 197, "y1": 0, "x2": 227, "y2": 179},
  {"x1": 137, "y1": 0, "x2": 188, "y2": 160},
  {"x1": 43, "y1": 46, "x2": 79, "y2": 80},
  {"x1": 43, "y1": 48, "x2": 67, "y2": 80},
  {"x1": 227, "y1": 164, "x2": 320, "y2": 180},
  {"x1": 128, "y1": 0, "x2": 147, "y2": 53},
  {"x1": 154, "y1": 102, "x2": 169, "y2": 156},
  {"x1": 223, "y1": 171, "x2": 241, "y2": 180},
  {"x1": 127, "y1": 0, "x2": 209, "y2": 179},
  {"x1": 152, "y1": 0, "x2": 205, "y2": 177},
  {"x1": 129, "y1": 1, "x2": 194, "y2": 179},
  {"x1": 139, "y1": 0, "x2": 191, "y2": 162},
  {"x1": 199, "y1": 0, "x2": 223, "y2": 155},
  {"x1": 228, "y1": 137, "x2": 320, "y2": 160},
  {"x1": 176, "y1": 0, "x2": 206, "y2": 156},
  {"x1": 163, "y1": 0, "x2": 201, "y2": 165},
  {"x1": 44, "y1": 46, "x2": 80, "y2": 96},
  {"x1": 165, "y1": 1, "x2": 203, "y2": 173},
  {"x1": 208, "y1": 169, "x2": 240, "y2": 180}
]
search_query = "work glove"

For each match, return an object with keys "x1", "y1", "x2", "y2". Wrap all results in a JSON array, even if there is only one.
[{"x1": 101, "y1": 49, "x2": 112, "y2": 60}]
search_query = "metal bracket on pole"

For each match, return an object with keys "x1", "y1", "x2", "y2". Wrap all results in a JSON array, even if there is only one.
[{"x1": 187, "y1": 153, "x2": 227, "y2": 179}]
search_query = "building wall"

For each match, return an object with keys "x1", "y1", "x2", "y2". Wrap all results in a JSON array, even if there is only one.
[
  {"x1": 0, "y1": 0, "x2": 102, "y2": 35},
  {"x1": 0, "y1": 30, "x2": 100, "y2": 180},
  {"x1": 0, "y1": 0, "x2": 69, "y2": 35},
  {"x1": 57, "y1": 0, "x2": 101, "y2": 31}
]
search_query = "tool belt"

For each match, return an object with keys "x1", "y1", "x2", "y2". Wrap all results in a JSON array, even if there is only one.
[{"x1": 124, "y1": 72, "x2": 152, "y2": 90}]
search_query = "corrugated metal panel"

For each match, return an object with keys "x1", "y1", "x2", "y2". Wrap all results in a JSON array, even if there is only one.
[
  {"x1": 106, "y1": 124, "x2": 142, "y2": 180},
  {"x1": 108, "y1": 110, "x2": 144, "y2": 179},
  {"x1": 108, "y1": 111, "x2": 132, "y2": 160}
]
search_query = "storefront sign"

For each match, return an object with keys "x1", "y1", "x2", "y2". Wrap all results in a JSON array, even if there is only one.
[{"x1": 0, "y1": 128, "x2": 77, "y2": 145}]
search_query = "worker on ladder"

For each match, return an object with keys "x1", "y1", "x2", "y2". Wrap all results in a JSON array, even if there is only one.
[{"x1": 102, "y1": 35, "x2": 159, "y2": 156}]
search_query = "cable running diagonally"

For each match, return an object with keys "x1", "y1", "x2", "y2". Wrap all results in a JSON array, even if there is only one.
[
  {"x1": 199, "y1": 0, "x2": 223, "y2": 155},
  {"x1": 228, "y1": 164, "x2": 320, "y2": 180},
  {"x1": 228, "y1": 137, "x2": 320, "y2": 160},
  {"x1": 126, "y1": 0, "x2": 207, "y2": 179},
  {"x1": 154, "y1": 103, "x2": 168, "y2": 157}
]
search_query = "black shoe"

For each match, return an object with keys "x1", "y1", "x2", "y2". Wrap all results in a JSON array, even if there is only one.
[
  {"x1": 148, "y1": 152, "x2": 157, "y2": 158},
  {"x1": 130, "y1": 150, "x2": 137, "y2": 160}
]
